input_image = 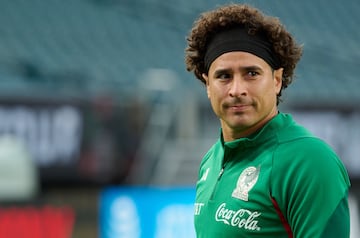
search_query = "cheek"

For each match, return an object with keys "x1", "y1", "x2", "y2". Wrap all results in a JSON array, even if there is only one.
[
  {"x1": 207, "y1": 84, "x2": 220, "y2": 100},
  {"x1": 254, "y1": 83, "x2": 277, "y2": 105},
  {"x1": 207, "y1": 87, "x2": 224, "y2": 112}
]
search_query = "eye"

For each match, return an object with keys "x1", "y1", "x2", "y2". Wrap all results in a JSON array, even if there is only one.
[
  {"x1": 247, "y1": 71, "x2": 259, "y2": 77},
  {"x1": 215, "y1": 73, "x2": 232, "y2": 81}
]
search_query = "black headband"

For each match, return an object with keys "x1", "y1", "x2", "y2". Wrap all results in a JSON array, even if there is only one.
[{"x1": 204, "y1": 27, "x2": 281, "y2": 71}]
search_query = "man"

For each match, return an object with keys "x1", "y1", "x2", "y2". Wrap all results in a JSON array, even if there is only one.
[{"x1": 185, "y1": 4, "x2": 351, "y2": 237}]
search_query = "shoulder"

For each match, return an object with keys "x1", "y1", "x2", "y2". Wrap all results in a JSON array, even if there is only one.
[
  {"x1": 271, "y1": 115, "x2": 349, "y2": 185},
  {"x1": 199, "y1": 139, "x2": 222, "y2": 168},
  {"x1": 276, "y1": 114, "x2": 316, "y2": 143},
  {"x1": 275, "y1": 121, "x2": 342, "y2": 167},
  {"x1": 274, "y1": 135, "x2": 344, "y2": 173},
  {"x1": 272, "y1": 135, "x2": 350, "y2": 193},
  {"x1": 274, "y1": 115, "x2": 341, "y2": 166}
]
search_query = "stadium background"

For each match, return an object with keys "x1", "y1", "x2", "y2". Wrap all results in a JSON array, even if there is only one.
[{"x1": 0, "y1": 0, "x2": 359, "y2": 237}]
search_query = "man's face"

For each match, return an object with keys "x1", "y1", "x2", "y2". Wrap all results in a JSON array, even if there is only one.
[{"x1": 202, "y1": 51, "x2": 283, "y2": 141}]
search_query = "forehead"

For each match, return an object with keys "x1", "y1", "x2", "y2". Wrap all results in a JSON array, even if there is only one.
[{"x1": 210, "y1": 51, "x2": 270, "y2": 70}]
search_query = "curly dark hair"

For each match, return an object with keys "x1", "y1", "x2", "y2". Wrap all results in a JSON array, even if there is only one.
[{"x1": 185, "y1": 4, "x2": 303, "y2": 104}]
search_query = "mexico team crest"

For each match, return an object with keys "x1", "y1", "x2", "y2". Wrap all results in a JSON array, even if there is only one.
[{"x1": 232, "y1": 166, "x2": 260, "y2": 201}]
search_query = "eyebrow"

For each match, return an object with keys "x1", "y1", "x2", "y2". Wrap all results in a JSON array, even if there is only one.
[
  {"x1": 213, "y1": 65, "x2": 264, "y2": 76},
  {"x1": 242, "y1": 65, "x2": 263, "y2": 72},
  {"x1": 213, "y1": 68, "x2": 230, "y2": 77}
]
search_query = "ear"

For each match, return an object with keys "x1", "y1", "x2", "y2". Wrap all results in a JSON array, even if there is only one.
[
  {"x1": 273, "y1": 68, "x2": 283, "y2": 95},
  {"x1": 202, "y1": 73, "x2": 211, "y2": 99}
]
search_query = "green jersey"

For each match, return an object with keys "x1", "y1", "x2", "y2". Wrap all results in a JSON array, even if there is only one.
[{"x1": 194, "y1": 113, "x2": 350, "y2": 237}]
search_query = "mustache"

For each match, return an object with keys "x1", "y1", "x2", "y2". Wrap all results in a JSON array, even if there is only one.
[{"x1": 223, "y1": 98, "x2": 254, "y2": 108}]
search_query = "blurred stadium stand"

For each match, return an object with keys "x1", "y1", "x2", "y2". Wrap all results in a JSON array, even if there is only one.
[{"x1": 0, "y1": 0, "x2": 359, "y2": 237}]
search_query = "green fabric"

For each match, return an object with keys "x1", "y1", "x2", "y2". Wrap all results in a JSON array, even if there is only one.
[
  {"x1": 321, "y1": 195, "x2": 350, "y2": 238},
  {"x1": 194, "y1": 113, "x2": 350, "y2": 238}
]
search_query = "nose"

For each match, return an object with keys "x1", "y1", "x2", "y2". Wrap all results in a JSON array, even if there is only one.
[{"x1": 229, "y1": 77, "x2": 246, "y2": 98}]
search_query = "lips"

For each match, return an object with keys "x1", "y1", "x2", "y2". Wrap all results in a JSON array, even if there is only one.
[
  {"x1": 227, "y1": 104, "x2": 250, "y2": 112},
  {"x1": 229, "y1": 104, "x2": 248, "y2": 108},
  {"x1": 223, "y1": 98, "x2": 253, "y2": 112}
]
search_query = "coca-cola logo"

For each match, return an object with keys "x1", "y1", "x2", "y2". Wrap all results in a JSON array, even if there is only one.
[{"x1": 215, "y1": 203, "x2": 261, "y2": 231}]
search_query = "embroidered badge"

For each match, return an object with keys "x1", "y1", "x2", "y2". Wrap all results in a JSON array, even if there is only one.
[{"x1": 232, "y1": 166, "x2": 260, "y2": 201}]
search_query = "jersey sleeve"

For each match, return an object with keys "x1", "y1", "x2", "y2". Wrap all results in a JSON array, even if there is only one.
[
  {"x1": 271, "y1": 137, "x2": 351, "y2": 237},
  {"x1": 320, "y1": 195, "x2": 350, "y2": 237}
]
